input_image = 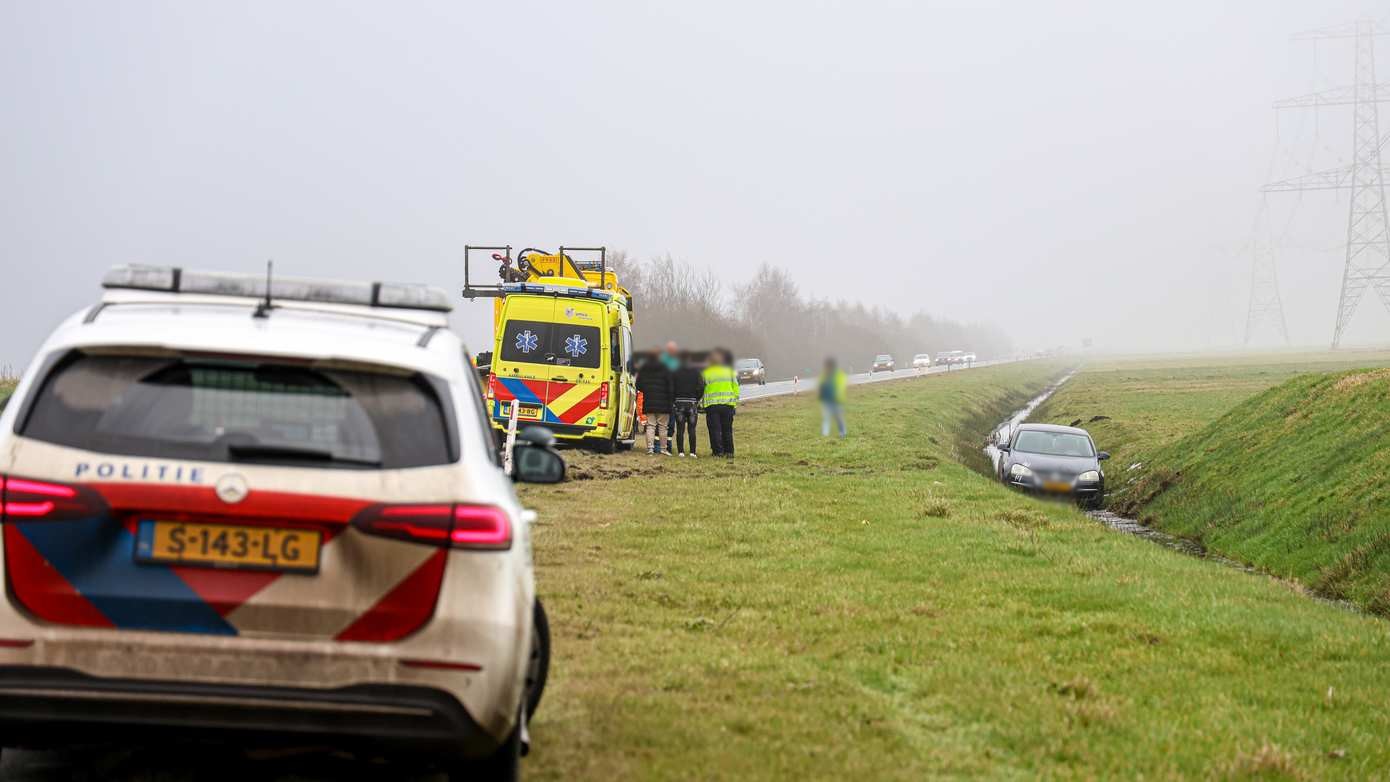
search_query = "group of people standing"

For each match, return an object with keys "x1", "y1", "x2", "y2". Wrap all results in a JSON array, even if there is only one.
[
  {"x1": 634, "y1": 342, "x2": 740, "y2": 458},
  {"x1": 635, "y1": 346, "x2": 850, "y2": 458}
]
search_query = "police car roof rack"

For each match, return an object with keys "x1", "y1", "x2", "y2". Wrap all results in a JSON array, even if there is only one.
[{"x1": 101, "y1": 264, "x2": 452, "y2": 313}]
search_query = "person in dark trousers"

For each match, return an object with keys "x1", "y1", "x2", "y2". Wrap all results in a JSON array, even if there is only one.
[
  {"x1": 659, "y1": 340, "x2": 681, "y2": 454},
  {"x1": 671, "y1": 351, "x2": 706, "y2": 457},
  {"x1": 701, "y1": 348, "x2": 740, "y2": 458},
  {"x1": 635, "y1": 350, "x2": 675, "y2": 455}
]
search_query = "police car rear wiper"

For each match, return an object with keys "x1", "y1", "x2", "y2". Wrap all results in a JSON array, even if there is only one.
[{"x1": 226, "y1": 443, "x2": 382, "y2": 467}]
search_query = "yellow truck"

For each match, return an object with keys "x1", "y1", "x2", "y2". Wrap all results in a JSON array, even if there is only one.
[{"x1": 464, "y1": 246, "x2": 639, "y2": 452}]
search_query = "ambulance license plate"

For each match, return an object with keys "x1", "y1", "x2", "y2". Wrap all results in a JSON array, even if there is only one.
[
  {"x1": 135, "y1": 520, "x2": 321, "y2": 574},
  {"x1": 518, "y1": 403, "x2": 543, "y2": 419}
]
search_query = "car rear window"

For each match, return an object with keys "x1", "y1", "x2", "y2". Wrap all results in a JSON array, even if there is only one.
[
  {"x1": 20, "y1": 353, "x2": 455, "y2": 469},
  {"x1": 501, "y1": 319, "x2": 602, "y2": 369}
]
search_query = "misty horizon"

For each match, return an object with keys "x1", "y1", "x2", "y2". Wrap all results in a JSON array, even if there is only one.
[{"x1": 5, "y1": 1, "x2": 1390, "y2": 371}]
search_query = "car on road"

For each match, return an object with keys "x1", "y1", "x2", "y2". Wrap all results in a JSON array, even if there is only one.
[
  {"x1": 0, "y1": 265, "x2": 561, "y2": 780},
  {"x1": 735, "y1": 357, "x2": 767, "y2": 385},
  {"x1": 935, "y1": 350, "x2": 975, "y2": 368},
  {"x1": 995, "y1": 423, "x2": 1109, "y2": 508},
  {"x1": 871, "y1": 354, "x2": 896, "y2": 373},
  {"x1": 911, "y1": 353, "x2": 932, "y2": 369}
]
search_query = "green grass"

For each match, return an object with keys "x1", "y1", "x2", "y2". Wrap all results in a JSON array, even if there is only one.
[
  {"x1": 1035, "y1": 351, "x2": 1390, "y2": 616},
  {"x1": 0, "y1": 377, "x2": 15, "y2": 408},
  {"x1": 520, "y1": 361, "x2": 1390, "y2": 780},
  {"x1": 1031, "y1": 350, "x2": 1390, "y2": 469}
]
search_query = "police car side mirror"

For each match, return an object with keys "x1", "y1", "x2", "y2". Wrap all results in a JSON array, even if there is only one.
[
  {"x1": 513, "y1": 426, "x2": 565, "y2": 484},
  {"x1": 513, "y1": 444, "x2": 565, "y2": 484}
]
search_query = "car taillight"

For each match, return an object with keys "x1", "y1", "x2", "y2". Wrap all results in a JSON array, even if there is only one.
[
  {"x1": 486, "y1": 373, "x2": 497, "y2": 401},
  {"x1": 351, "y1": 502, "x2": 511, "y2": 550},
  {"x1": 0, "y1": 475, "x2": 107, "y2": 522},
  {"x1": 599, "y1": 381, "x2": 610, "y2": 409}
]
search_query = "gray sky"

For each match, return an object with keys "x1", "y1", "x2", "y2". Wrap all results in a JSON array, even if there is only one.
[{"x1": 4, "y1": 0, "x2": 1390, "y2": 370}]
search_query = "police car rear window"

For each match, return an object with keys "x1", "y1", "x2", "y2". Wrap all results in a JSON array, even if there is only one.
[
  {"x1": 21, "y1": 353, "x2": 455, "y2": 469},
  {"x1": 501, "y1": 319, "x2": 601, "y2": 369}
]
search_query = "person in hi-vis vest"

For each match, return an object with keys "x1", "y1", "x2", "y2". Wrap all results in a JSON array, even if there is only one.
[{"x1": 701, "y1": 348, "x2": 740, "y2": 458}]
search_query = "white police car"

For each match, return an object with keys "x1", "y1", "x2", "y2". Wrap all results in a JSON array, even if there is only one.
[{"x1": 0, "y1": 265, "x2": 559, "y2": 780}]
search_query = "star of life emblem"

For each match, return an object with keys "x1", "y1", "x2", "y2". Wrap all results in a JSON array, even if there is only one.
[{"x1": 564, "y1": 334, "x2": 588, "y2": 358}]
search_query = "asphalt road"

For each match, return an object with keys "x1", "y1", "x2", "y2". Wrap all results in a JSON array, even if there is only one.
[{"x1": 740, "y1": 358, "x2": 1022, "y2": 402}]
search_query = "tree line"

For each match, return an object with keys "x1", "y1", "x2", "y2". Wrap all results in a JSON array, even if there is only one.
[{"x1": 610, "y1": 252, "x2": 1011, "y2": 379}]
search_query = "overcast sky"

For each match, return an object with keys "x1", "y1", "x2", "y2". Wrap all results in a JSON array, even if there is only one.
[{"x1": 4, "y1": 0, "x2": 1390, "y2": 369}]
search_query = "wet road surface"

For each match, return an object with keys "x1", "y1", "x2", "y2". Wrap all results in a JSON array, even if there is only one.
[{"x1": 742, "y1": 358, "x2": 1022, "y2": 402}]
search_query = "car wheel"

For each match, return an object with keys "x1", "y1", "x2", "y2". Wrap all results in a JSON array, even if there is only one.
[{"x1": 527, "y1": 600, "x2": 551, "y2": 719}]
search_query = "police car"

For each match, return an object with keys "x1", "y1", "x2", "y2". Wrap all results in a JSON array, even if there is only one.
[{"x1": 0, "y1": 265, "x2": 559, "y2": 779}]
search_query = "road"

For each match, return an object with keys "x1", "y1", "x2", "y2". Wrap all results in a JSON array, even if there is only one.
[{"x1": 740, "y1": 358, "x2": 1021, "y2": 402}]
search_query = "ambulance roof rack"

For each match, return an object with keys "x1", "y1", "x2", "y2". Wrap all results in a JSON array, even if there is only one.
[
  {"x1": 101, "y1": 264, "x2": 453, "y2": 312},
  {"x1": 462, "y1": 245, "x2": 612, "y2": 300}
]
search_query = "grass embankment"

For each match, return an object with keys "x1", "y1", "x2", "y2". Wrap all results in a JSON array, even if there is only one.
[
  {"x1": 1031, "y1": 351, "x2": 1390, "y2": 470},
  {"x1": 522, "y1": 361, "x2": 1390, "y2": 780},
  {"x1": 1039, "y1": 353, "x2": 1390, "y2": 615},
  {"x1": 0, "y1": 378, "x2": 15, "y2": 408}
]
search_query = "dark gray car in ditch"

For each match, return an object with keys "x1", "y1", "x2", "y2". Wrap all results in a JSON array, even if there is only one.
[{"x1": 995, "y1": 423, "x2": 1109, "y2": 508}]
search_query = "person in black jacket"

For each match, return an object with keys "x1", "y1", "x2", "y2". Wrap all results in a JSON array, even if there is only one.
[
  {"x1": 671, "y1": 351, "x2": 706, "y2": 457},
  {"x1": 635, "y1": 351, "x2": 675, "y2": 455}
]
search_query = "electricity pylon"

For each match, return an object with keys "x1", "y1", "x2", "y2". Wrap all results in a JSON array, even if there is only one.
[
  {"x1": 1262, "y1": 19, "x2": 1390, "y2": 348},
  {"x1": 1245, "y1": 219, "x2": 1290, "y2": 345}
]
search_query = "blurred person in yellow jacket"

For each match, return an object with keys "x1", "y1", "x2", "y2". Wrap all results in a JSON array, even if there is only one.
[
  {"x1": 818, "y1": 357, "x2": 848, "y2": 438},
  {"x1": 701, "y1": 348, "x2": 740, "y2": 458}
]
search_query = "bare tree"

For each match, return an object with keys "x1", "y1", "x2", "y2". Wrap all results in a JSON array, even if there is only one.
[{"x1": 608, "y1": 251, "x2": 1010, "y2": 376}]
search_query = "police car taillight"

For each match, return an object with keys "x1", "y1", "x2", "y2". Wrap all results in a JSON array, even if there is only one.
[
  {"x1": 351, "y1": 502, "x2": 512, "y2": 551},
  {"x1": 0, "y1": 475, "x2": 107, "y2": 522},
  {"x1": 599, "y1": 381, "x2": 610, "y2": 409}
]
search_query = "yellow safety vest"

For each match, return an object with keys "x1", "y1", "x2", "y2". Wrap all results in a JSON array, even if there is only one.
[{"x1": 701, "y1": 365, "x2": 740, "y2": 407}]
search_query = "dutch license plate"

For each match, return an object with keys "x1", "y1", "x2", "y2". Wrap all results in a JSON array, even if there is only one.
[
  {"x1": 1042, "y1": 480, "x2": 1072, "y2": 493},
  {"x1": 518, "y1": 403, "x2": 542, "y2": 419},
  {"x1": 135, "y1": 520, "x2": 321, "y2": 574}
]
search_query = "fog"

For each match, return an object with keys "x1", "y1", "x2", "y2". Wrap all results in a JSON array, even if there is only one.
[{"x1": 3, "y1": 0, "x2": 1390, "y2": 371}]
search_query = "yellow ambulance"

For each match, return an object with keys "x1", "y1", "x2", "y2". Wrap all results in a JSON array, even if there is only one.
[{"x1": 467, "y1": 247, "x2": 639, "y2": 452}]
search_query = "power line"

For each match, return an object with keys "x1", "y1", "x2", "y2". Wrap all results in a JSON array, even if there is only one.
[
  {"x1": 1262, "y1": 18, "x2": 1390, "y2": 349},
  {"x1": 1244, "y1": 199, "x2": 1291, "y2": 346}
]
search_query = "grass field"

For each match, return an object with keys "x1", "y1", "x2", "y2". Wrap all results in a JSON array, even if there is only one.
[
  {"x1": 1030, "y1": 349, "x2": 1390, "y2": 469},
  {"x1": 520, "y1": 360, "x2": 1390, "y2": 780},
  {"x1": 1034, "y1": 350, "x2": 1390, "y2": 616}
]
